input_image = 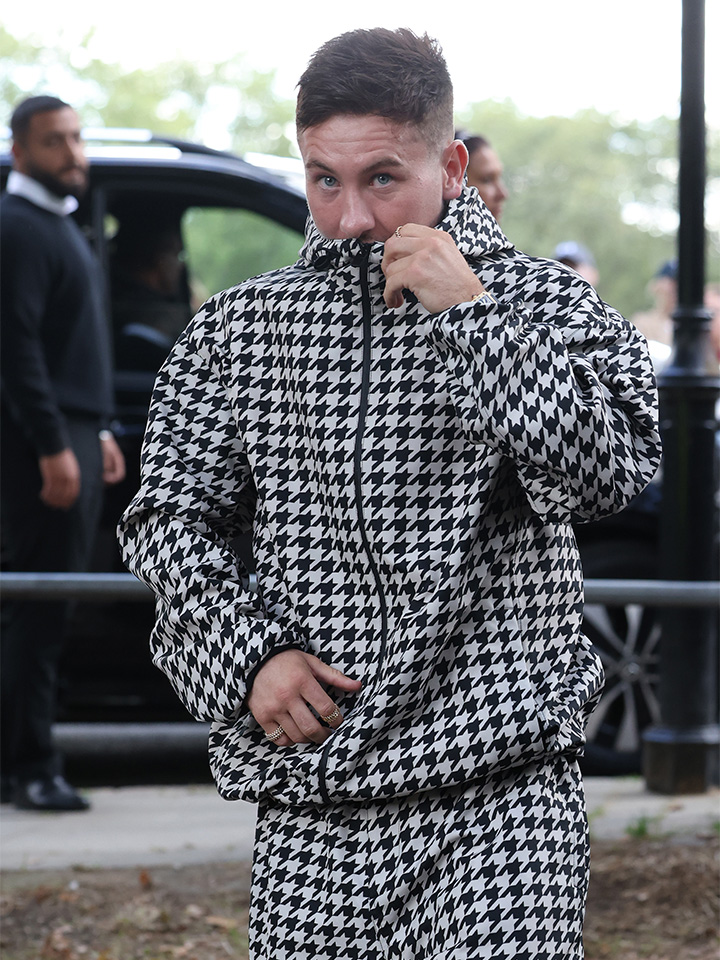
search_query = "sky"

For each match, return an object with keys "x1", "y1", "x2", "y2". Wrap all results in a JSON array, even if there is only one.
[{"x1": 3, "y1": 0, "x2": 719, "y2": 130}]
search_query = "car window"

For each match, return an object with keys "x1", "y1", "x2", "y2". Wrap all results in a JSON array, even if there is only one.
[
  {"x1": 106, "y1": 199, "x2": 305, "y2": 380},
  {"x1": 183, "y1": 207, "x2": 304, "y2": 301}
]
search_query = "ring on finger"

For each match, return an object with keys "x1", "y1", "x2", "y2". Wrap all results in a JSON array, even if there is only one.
[
  {"x1": 265, "y1": 724, "x2": 284, "y2": 742},
  {"x1": 321, "y1": 706, "x2": 341, "y2": 724},
  {"x1": 395, "y1": 225, "x2": 403, "y2": 239}
]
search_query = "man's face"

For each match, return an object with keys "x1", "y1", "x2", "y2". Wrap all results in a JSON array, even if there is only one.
[
  {"x1": 465, "y1": 145, "x2": 507, "y2": 222},
  {"x1": 299, "y1": 114, "x2": 464, "y2": 243},
  {"x1": 12, "y1": 107, "x2": 89, "y2": 199}
]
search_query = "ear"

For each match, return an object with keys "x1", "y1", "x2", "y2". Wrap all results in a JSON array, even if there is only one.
[
  {"x1": 11, "y1": 140, "x2": 30, "y2": 175},
  {"x1": 441, "y1": 140, "x2": 468, "y2": 201}
]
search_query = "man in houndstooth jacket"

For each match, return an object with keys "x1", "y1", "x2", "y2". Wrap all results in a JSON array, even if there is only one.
[{"x1": 119, "y1": 27, "x2": 662, "y2": 960}]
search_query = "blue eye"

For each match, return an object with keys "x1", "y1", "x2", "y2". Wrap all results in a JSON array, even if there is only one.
[
  {"x1": 320, "y1": 176, "x2": 336, "y2": 188},
  {"x1": 374, "y1": 173, "x2": 392, "y2": 186}
]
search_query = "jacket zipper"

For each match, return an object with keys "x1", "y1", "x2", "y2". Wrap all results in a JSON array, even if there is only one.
[
  {"x1": 317, "y1": 247, "x2": 389, "y2": 803},
  {"x1": 354, "y1": 248, "x2": 390, "y2": 661}
]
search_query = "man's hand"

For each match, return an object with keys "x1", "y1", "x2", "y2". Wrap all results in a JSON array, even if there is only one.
[
  {"x1": 100, "y1": 432, "x2": 126, "y2": 485},
  {"x1": 382, "y1": 223, "x2": 486, "y2": 313},
  {"x1": 247, "y1": 649, "x2": 362, "y2": 747},
  {"x1": 38, "y1": 448, "x2": 81, "y2": 509}
]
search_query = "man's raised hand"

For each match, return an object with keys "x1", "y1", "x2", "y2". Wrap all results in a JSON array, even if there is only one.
[{"x1": 382, "y1": 223, "x2": 486, "y2": 313}]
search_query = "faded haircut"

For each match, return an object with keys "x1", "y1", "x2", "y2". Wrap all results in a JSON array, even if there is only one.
[
  {"x1": 10, "y1": 96, "x2": 72, "y2": 143},
  {"x1": 296, "y1": 28, "x2": 454, "y2": 152}
]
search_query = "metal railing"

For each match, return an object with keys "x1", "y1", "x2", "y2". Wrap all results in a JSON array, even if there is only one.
[{"x1": 0, "y1": 572, "x2": 718, "y2": 607}]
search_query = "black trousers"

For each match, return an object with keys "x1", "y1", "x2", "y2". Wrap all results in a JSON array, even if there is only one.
[{"x1": 1, "y1": 414, "x2": 103, "y2": 781}]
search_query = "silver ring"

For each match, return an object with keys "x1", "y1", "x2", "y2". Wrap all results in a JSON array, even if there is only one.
[
  {"x1": 395, "y1": 225, "x2": 403, "y2": 239},
  {"x1": 321, "y1": 707, "x2": 341, "y2": 724},
  {"x1": 265, "y1": 724, "x2": 284, "y2": 742}
]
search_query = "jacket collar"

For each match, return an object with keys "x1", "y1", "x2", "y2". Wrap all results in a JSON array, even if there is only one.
[
  {"x1": 6, "y1": 170, "x2": 79, "y2": 217},
  {"x1": 298, "y1": 186, "x2": 514, "y2": 270}
]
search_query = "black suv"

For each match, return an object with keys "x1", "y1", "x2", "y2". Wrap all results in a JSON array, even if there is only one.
[{"x1": 1, "y1": 132, "x2": 664, "y2": 774}]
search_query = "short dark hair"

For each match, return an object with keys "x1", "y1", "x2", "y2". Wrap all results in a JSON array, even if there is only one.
[
  {"x1": 10, "y1": 95, "x2": 72, "y2": 142},
  {"x1": 455, "y1": 131, "x2": 491, "y2": 157},
  {"x1": 296, "y1": 28, "x2": 454, "y2": 150}
]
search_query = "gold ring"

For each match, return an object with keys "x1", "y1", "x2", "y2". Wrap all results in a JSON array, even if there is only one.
[
  {"x1": 321, "y1": 707, "x2": 341, "y2": 724},
  {"x1": 266, "y1": 725, "x2": 284, "y2": 742},
  {"x1": 395, "y1": 225, "x2": 403, "y2": 239}
]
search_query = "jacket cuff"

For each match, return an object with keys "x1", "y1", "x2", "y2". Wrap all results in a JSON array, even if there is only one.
[{"x1": 33, "y1": 420, "x2": 72, "y2": 458}]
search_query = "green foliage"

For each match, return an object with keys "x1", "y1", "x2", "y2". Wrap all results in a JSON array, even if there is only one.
[
  {"x1": 456, "y1": 100, "x2": 700, "y2": 316},
  {"x1": 183, "y1": 208, "x2": 304, "y2": 300},
  {"x1": 0, "y1": 25, "x2": 295, "y2": 152},
  {"x1": 624, "y1": 813, "x2": 662, "y2": 839}
]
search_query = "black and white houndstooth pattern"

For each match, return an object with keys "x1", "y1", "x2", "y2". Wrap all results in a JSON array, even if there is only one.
[
  {"x1": 251, "y1": 756, "x2": 588, "y2": 959},
  {"x1": 118, "y1": 187, "x2": 661, "y2": 806}
]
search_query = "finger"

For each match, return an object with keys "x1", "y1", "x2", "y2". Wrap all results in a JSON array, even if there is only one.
[
  {"x1": 390, "y1": 222, "x2": 432, "y2": 242},
  {"x1": 287, "y1": 700, "x2": 333, "y2": 744},
  {"x1": 264, "y1": 714, "x2": 303, "y2": 746},
  {"x1": 319, "y1": 702, "x2": 343, "y2": 729},
  {"x1": 381, "y1": 243, "x2": 426, "y2": 310},
  {"x1": 383, "y1": 280, "x2": 405, "y2": 310},
  {"x1": 307, "y1": 656, "x2": 362, "y2": 692},
  {"x1": 301, "y1": 684, "x2": 344, "y2": 731},
  {"x1": 381, "y1": 235, "x2": 418, "y2": 273},
  {"x1": 303, "y1": 690, "x2": 343, "y2": 729},
  {"x1": 380, "y1": 252, "x2": 405, "y2": 309},
  {"x1": 263, "y1": 721, "x2": 288, "y2": 746}
]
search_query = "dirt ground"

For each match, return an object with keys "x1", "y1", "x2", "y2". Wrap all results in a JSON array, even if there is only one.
[{"x1": 1, "y1": 836, "x2": 717, "y2": 960}]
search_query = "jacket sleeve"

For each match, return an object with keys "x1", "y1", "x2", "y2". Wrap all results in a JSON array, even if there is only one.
[
  {"x1": 117, "y1": 293, "x2": 303, "y2": 723},
  {"x1": 423, "y1": 273, "x2": 662, "y2": 522},
  {"x1": 0, "y1": 213, "x2": 71, "y2": 455}
]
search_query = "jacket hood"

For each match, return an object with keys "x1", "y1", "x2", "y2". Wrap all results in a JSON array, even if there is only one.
[{"x1": 299, "y1": 185, "x2": 514, "y2": 270}]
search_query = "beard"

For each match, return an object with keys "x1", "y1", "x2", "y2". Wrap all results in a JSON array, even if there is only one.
[{"x1": 25, "y1": 161, "x2": 88, "y2": 200}]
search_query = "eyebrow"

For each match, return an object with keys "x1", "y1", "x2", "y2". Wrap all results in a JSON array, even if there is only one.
[{"x1": 305, "y1": 156, "x2": 405, "y2": 176}]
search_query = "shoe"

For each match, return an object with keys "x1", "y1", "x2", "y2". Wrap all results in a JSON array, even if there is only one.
[{"x1": 14, "y1": 775, "x2": 90, "y2": 812}]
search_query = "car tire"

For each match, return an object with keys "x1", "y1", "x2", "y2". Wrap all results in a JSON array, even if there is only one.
[{"x1": 579, "y1": 537, "x2": 661, "y2": 776}]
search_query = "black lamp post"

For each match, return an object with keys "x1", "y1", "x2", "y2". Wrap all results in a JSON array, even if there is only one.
[{"x1": 642, "y1": 0, "x2": 720, "y2": 793}]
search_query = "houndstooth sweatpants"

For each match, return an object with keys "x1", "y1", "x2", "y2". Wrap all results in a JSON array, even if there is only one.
[{"x1": 249, "y1": 755, "x2": 588, "y2": 959}]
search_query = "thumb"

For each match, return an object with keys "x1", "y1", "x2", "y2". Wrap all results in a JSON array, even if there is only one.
[{"x1": 308, "y1": 656, "x2": 362, "y2": 691}]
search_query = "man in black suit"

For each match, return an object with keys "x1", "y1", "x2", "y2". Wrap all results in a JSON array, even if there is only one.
[{"x1": 0, "y1": 96, "x2": 125, "y2": 811}]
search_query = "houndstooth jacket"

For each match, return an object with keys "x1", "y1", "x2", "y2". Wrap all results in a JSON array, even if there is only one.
[{"x1": 118, "y1": 188, "x2": 662, "y2": 806}]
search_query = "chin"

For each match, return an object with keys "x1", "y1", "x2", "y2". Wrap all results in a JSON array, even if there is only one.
[
  {"x1": 66, "y1": 184, "x2": 88, "y2": 200},
  {"x1": 61, "y1": 178, "x2": 89, "y2": 200}
]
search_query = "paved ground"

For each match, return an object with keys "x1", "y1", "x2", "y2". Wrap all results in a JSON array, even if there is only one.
[{"x1": 1, "y1": 777, "x2": 718, "y2": 872}]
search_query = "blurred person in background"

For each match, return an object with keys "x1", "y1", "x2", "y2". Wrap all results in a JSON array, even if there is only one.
[
  {"x1": 110, "y1": 216, "x2": 193, "y2": 373},
  {"x1": 0, "y1": 95, "x2": 125, "y2": 812},
  {"x1": 553, "y1": 240, "x2": 599, "y2": 287},
  {"x1": 630, "y1": 259, "x2": 677, "y2": 347},
  {"x1": 456, "y1": 130, "x2": 508, "y2": 222},
  {"x1": 704, "y1": 282, "x2": 720, "y2": 364}
]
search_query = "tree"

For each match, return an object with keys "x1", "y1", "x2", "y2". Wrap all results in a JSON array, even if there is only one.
[
  {"x1": 0, "y1": 26, "x2": 295, "y2": 155},
  {"x1": 457, "y1": 99, "x2": 719, "y2": 318}
]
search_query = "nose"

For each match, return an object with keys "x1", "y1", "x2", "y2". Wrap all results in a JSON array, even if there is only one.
[
  {"x1": 498, "y1": 179, "x2": 508, "y2": 201},
  {"x1": 338, "y1": 191, "x2": 375, "y2": 239}
]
